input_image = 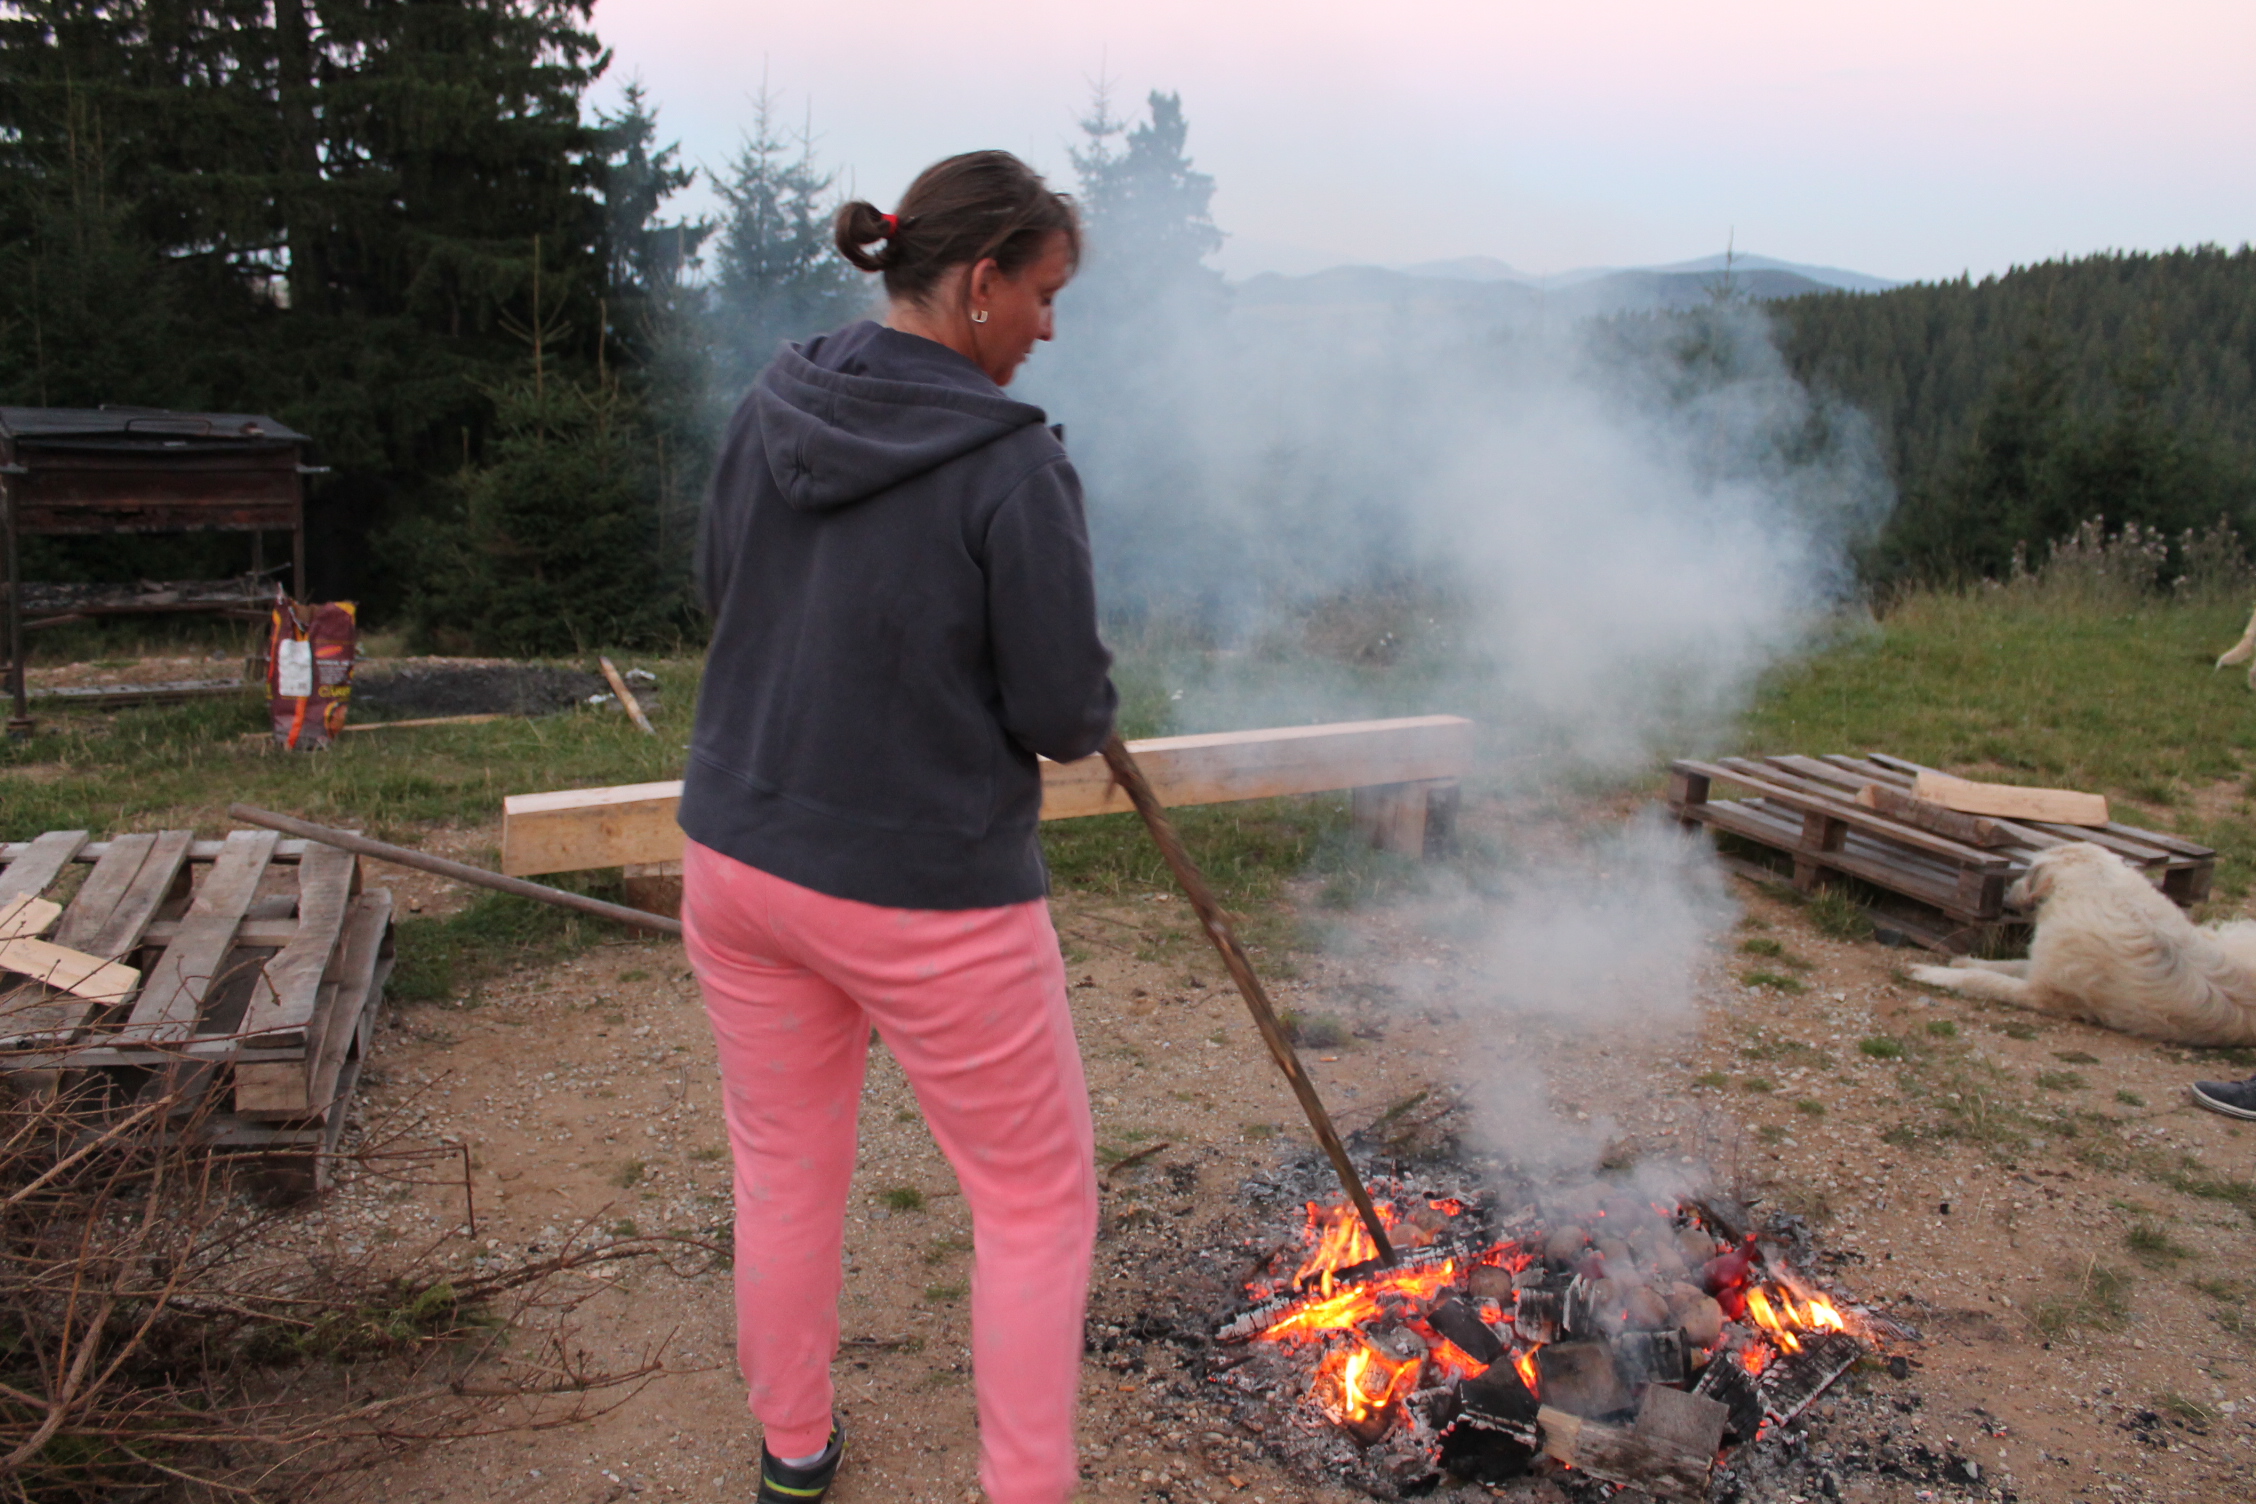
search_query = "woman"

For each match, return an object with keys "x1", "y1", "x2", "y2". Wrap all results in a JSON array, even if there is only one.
[{"x1": 679, "y1": 151, "x2": 1115, "y2": 1504}]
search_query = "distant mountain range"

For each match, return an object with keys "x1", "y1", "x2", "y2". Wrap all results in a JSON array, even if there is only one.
[{"x1": 1233, "y1": 252, "x2": 1899, "y2": 319}]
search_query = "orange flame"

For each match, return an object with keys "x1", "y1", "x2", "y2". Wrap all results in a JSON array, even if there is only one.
[
  {"x1": 1514, "y1": 1346, "x2": 1541, "y2": 1396},
  {"x1": 1740, "y1": 1276, "x2": 1857, "y2": 1366},
  {"x1": 1319, "y1": 1341, "x2": 1420, "y2": 1428},
  {"x1": 1294, "y1": 1200, "x2": 1399, "y2": 1295}
]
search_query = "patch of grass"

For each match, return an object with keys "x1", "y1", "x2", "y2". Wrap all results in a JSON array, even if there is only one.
[
  {"x1": 921, "y1": 1237, "x2": 973, "y2": 1267},
  {"x1": 1240, "y1": 1122, "x2": 1278, "y2": 1141},
  {"x1": 1858, "y1": 1036, "x2": 1904, "y2": 1060},
  {"x1": 2116, "y1": 1089, "x2": 2147, "y2": 1107},
  {"x1": 607, "y1": 1218, "x2": 638, "y2": 1238},
  {"x1": 0, "y1": 659, "x2": 702, "y2": 836},
  {"x1": 2164, "y1": 1168, "x2": 2256, "y2": 1222},
  {"x1": 2032, "y1": 1262, "x2": 2135, "y2": 1336},
  {"x1": 1998, "y1": 1020, "x2": 2039, "y2": 1040},
  {"x1": 1738, "y1": 936, "x2": 1785, "y2": 958},
  {"x1": 921, "y1": 1282, "x2": 967, "y2": 1304},
  {"x1": 1041, "y1": 795, "x2": 1351, "y2": 913},
  {"x1": 2157, "y1": 1392, "x2": 2219, "y2": 1427},
  {"x1": 1757, "y1": 1125, "x2": 1790, "y2": 1144},
  {"x1": 1796, "y1": 1098, "x2": 1827, "y2": 1117},
  {"x1": 1742, "y1": 1077, "x2": 1775, "y2": 1093},
  {"x1": 1924, "y1": 1018, "x2": 1959, "y2": 1038},
  {"x1": 1740, "y1": 1037, "x2": 1834, "y2": 1069},
  {"x1": 1741, "y1": 969, "x2": 1806, "y2": 993},
  {"x1": 610, "y1": 1160, "x2": 645, "y2": 1188},
  {"x1": 689, "y1": 1146, "x2": 727, "y2": 1163},
  {"x1": 1806, "y1": 887, "x2": 1874, "y2": 942},
  {"x1": 2126, "y1": 1223, "x2": 2195, "y2": 1267},
  {"x1": 1691, "y1": 1071, "x2": 1731, "y2": 1089},
  {"x1": 391, "y1": 882, "x2": 634, "y2": 1004},
  {"x1": 1279, "y1": 1009, "x2": 1349, "y2": 1049},
  {"x1": 2053, "y1": 1050, "x2": 2101, "y2": 1065},
  {"x1": 2036, "y1": 1070, "x2": 2088, "y2": 1091},
  {"x1": 879, "y1": 1186, "x2": 926, "y2": 1212},
  {"x1": 2190, "y1": 1276, "x2": 2245, "y2": 1302}
]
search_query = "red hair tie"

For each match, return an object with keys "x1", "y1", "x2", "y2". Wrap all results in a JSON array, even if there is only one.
[{"x1": 880, "y1": 212, "x2": 899, "y2": 235}]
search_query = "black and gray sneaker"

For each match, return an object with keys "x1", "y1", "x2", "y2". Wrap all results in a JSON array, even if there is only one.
[
  {"x1": 756, "y1": 1421, "x2": 844, "y2": 1504},
  {"x1": 2190, "y1": 1075, "x2": 2256, "y2": 1120}
]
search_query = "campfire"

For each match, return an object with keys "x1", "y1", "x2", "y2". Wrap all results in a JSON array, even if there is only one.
[{"x1": 1207, "y1": 1176, "x2": 1886, "y2": 1499}]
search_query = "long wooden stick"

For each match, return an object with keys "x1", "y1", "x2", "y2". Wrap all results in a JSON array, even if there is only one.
[
  {"x1": 226, "y1": 804, "x2": 682, "y2": 937},
  {"x1": 1099, "y1": 733, "x2": 1395, "y2": 1264}
]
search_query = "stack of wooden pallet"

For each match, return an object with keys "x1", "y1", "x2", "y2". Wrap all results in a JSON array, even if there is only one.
[
  {"x1": 1666, "y1": 752, "x2": 2215, "y2": 951},
  {"x1": 0, "y1": 828, "x2": 394, "y2": 1194}
]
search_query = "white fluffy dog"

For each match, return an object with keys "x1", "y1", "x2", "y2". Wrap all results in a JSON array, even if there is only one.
[{"x1": 1908, "y1": 841, "x2": 2256, "y2": 1046}]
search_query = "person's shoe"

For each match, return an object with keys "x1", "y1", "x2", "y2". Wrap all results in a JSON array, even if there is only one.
[
  {"x1": 756, "y1": 1421, "x2": 844, "y2": 1503},
  {"x1": 2190, "y1": 1076, "x2": 2256, "y2": 1120}
]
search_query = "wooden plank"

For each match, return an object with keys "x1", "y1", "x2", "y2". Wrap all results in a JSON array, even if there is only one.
[
  {"x1": 235, "y1": 890, "x2": 392, "y2": 1118},
  {"x1": 1684, "y1": 759, "x2": 2010, "y2": 869},
  {"x1": 1913, "y1": 769, "x2": 2109, "y2": 826},
  {"x1": 236, "y1": 842, "x2": 357, "y2": 1044},
  {"x1": 1865, "y1": 753, "x2": 2208, "y2": 866},
  {"x1": 1041, "y1": 716, "x2": 1476, "y2": 819},
  {"x1": 0, "y1": 831, "x2": 88, "y2": 903},
  {"x1": 0, "y1": 894, "x2": 60, "y2": 938},
  {"x1": 0, "y1": 838, "x2": 307, "y2": 864},
  {"x1": 141, "y1": 917, "x2": 297, "y2": 948},
  {"x1": 1679, "y1": 799, "x2": 1969, "y2": 912},
  {"x1": 1854, "y1": 781, "x2": 2012, "y2": 847},
  {"x1": 501, "y1": 715, "x2": 1480, "y2": 877},
  {"x1": 120, "y1": 829, "x2": 278, "y2": 1043},
  {"x1": 0, "y1": 937, "x2": 139, "y2": 1003},
  {"x1": 57, "y1": 829, "x2": 193, "y2": 959},
  {"x1": 340, "y1": 713, "x2": 510, "y2": 733},
  {"x1": 1536, "y1": 1406, "x2": 1710, "y2": 1500}
]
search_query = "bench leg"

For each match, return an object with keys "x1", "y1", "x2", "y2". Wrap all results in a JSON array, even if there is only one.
[
  {"x1": 622, "y1": 860, "x2": 684, "y2": 917},
  {"x1": 1354, "y1": 782, "x2": 1428, "y2": 858}
]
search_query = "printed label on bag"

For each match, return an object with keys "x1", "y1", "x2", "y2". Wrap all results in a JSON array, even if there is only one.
[{"x1": 277, "y1": 639, "x2": 313, "y2": 698}]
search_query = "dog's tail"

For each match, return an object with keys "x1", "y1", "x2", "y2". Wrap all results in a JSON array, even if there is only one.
[{"x1": 2217, "y1": 599, "x2": 2256, "y2": 673}]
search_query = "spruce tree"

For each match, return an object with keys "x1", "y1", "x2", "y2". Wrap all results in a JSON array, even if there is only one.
[{"x1": 708, "y1": 88, "x2": 863, "y2": 402}]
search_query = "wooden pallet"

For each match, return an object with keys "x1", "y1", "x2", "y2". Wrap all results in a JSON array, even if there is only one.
[
  {"x1": 0, "y1": 830, "x2": 395, "y2": 1193},
  {"x1": 1666, "y1": 753, "x2": 2215, "y2": 952}
]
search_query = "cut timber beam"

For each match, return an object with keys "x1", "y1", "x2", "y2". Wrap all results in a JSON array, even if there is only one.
[
  {"x1": 1912, "y1": 770, "x2": 2109, "y2": 827},
  {"x1": 500, "y1": 715, "x2": 1477, "y2": 877}
]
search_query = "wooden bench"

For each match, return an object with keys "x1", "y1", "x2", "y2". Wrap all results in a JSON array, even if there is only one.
[
  {"x1": 499, "y1": 715, "x2": 1477, "y2": 884},
  {"x1": 1667, "y1": 751, "x2": 2215, "y2": 951}
]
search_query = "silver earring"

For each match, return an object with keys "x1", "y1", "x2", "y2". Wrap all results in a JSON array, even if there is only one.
[{"x1": 970, "y1": 310, "x2": 989, "y2": 324}]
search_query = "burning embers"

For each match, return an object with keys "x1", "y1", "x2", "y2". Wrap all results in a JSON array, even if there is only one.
[{"x1": 1211, "y1": 1186, "x2": 1877, "y2": 1498}]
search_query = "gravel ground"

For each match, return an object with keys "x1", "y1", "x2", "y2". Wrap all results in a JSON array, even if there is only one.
[{"x1": 298, "y1": 798, "x2": 2255, "y2": 1504}]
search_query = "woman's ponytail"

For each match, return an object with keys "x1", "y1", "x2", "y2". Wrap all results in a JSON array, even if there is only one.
[{"x1": 834, "y1": 200, "x2": 897, "y2": 272}]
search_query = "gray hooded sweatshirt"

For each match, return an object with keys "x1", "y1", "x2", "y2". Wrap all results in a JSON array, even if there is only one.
[{"x1": 680, "y1": 321, "x2": 1118, "y2": 910}]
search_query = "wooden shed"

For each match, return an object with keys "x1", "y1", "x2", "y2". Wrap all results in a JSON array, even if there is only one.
[{"x1": 0, "y1": 407, "x2": 318, "y2": 726}]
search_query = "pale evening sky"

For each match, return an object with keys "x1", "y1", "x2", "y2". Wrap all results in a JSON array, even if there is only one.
[{"x1": 588, "y1": 0, "x2": 2254, "y2": 286}]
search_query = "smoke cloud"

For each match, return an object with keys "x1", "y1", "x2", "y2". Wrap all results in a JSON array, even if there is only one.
[{"x1": 1023, "y1": 279, "x2": 1893, "y2": 1173}]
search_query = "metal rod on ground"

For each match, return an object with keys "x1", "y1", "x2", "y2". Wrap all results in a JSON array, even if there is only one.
[
  {"x1": 225, "y1": 803, "x2": 682, "y2": 937},
  {"x1": 1098, "y1": 732, "x2": 1396, "y2": 1264},
  {"x1": 598, "y1": 656, "x2": 655, "y2": 736}
]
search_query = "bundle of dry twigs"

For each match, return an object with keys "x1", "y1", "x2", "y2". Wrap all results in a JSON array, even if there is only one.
[{"x1": 1, "y1": 984, "x2": 721, "y2": 1502}]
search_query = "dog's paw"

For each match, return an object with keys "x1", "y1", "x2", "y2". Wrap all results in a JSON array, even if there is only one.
[{"x1": 1907, "y1": 965, "x2": 1964, "y2": 990}]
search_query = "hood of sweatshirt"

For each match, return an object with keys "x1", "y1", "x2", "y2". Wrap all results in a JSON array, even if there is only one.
[{"x1": 753, "y1": 321, "x2": 1051, "y2": 512}]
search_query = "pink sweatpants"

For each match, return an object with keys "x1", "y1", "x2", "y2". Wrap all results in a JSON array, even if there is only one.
[{"x1": 681, "y1": 840, "x2": 1099, "y2": 1504}]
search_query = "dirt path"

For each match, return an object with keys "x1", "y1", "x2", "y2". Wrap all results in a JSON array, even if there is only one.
[{"x1": 317, "y1": 805, "x2": 2255, "y2": 1504}]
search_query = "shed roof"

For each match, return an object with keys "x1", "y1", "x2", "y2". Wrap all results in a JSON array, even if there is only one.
[{"x1": 0, "y1": 406, "x2": 309, "y2": 449}]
